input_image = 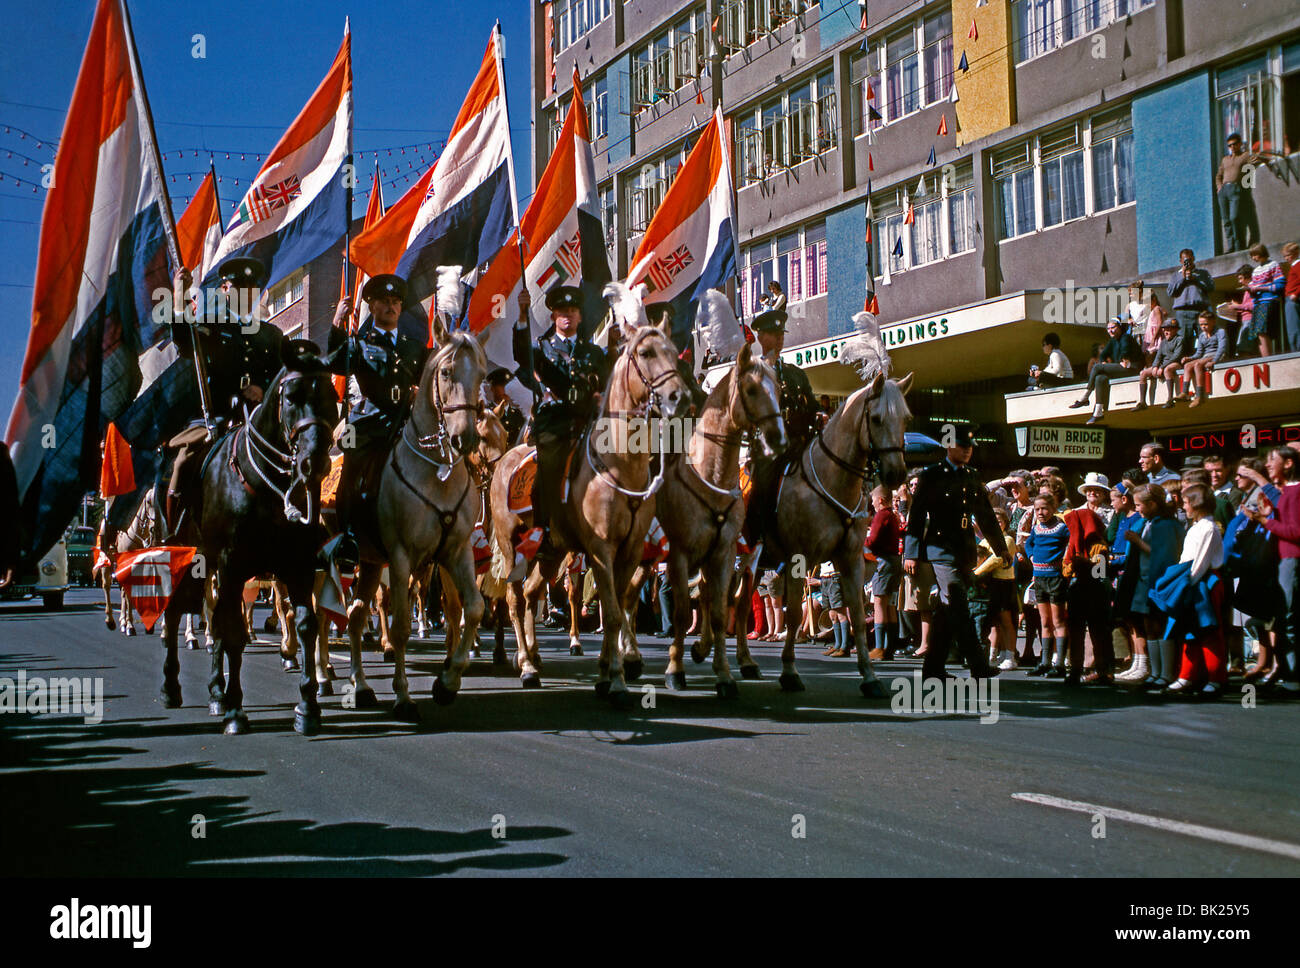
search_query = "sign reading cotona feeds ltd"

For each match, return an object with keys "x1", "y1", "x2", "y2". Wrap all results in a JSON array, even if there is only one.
[{"x1": 1024, "y1": 425, "x2": 1105, "y2": 459}]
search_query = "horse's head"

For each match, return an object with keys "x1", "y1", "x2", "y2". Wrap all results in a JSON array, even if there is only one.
[
  {"x1": 730, "y1": 340, "x2": 786, "y2": 458},
  {"x1": 268, "y1": 339, "x2": 340, "y2": 523},
  {"x1": 611, "y1": 320, "x2": 689, "y2": 421},
  {"x1": 856, "y1": 371, "x2": 912, "y2": 489},
  {"x1": 472, "y1": 403, "x2": 510, "y2": 476},
  {"x1": 423, "y1": 312, "x2": 488, "y2": 458}
]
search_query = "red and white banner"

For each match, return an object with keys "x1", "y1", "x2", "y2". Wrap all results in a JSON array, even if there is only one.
[{"x1": 113, "y1": 546, "x2": 196, "y2": 632}]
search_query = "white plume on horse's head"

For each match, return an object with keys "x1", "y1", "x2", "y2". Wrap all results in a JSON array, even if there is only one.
[
  {"x1": 603, "y1": 280, "x2": 649, "y2": 336},
  {"x1": 698, "y1": 289, "x2": 744, "y2": 359},
  {"x1": 840, "y1": 310, "x2": 891, "y2": 381},
  {"x1": 435, "y1": 265, "x2": 465, "y2": 320}
]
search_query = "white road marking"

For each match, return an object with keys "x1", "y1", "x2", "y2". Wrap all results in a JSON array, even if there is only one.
[{"x1": 1013, "y1": 793, "x2": 1300, "y2": 861}]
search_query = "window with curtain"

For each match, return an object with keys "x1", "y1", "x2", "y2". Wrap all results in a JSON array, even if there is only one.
[
  {"x1": 1014, "y1": 0, "x2": 1155, "y2": 64},
  {"x1": 1091, "y1": 108, "x2": 1135, "y2": 211},
  {"x1": 589, "y1": 75, "x2": 608, "y2": 139},
  {"x1": 885, "y1": 27, "x2": 919, "y2": 122},
  {"x1": 1040, "y1": 125, "x2": 1085, "y2": 227},
  {"x1": 922, "y1": 11, "x2": 953, "y2": 106}
]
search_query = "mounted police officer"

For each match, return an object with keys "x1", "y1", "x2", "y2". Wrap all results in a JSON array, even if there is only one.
[
  {"x1": 164, "y1": 255, "x2": 285, "y2": 536},
  {"x1": 326, "y1": 273, "x2": 429, "y2": 567},
  {"x1": 513, "y1": 284, "x2": 611, "y2": 544},
  {"x1": 484, "y1": 367, "x2": 525, "y2": 447},
  {"x1": 903, "y1": 425, "x2": 1007, "y2": 681},
  {"x1": 742, "y1": 307, "x2": 819, "y2": 546}
]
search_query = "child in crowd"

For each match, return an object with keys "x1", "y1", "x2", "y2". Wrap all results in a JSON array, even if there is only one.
[
  {"x1": 1024, "y1": 494, "x2": 1070, "y2": 677},
  {"x1": 1137, "y1": 318, "x2": 1185, "y2": 409},
  {"x1": 1165, "y1": 483, "x2": 1228, "y2": 698},
  {"x1": 1242, "y1": 243, "x2": 1286, "y2": 357},
  {"x1": 974, "y1": 507, "x2": 1021, "y2": 670},
  {"x1": 1122, "y1": 485, "x2": 1184, "y2": 692},
  {"x1": 1180, "y1": 310, "x2": 1228, "y2": 408},
  {"x1": 866, "y1": 485, "x2": 903, "y2": 660}
]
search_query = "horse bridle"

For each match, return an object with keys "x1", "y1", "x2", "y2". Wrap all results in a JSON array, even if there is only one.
[
  {"x1": 802, "y1": 378, "x2": 903, "y2": 528},
  {"x1": 412, "y1": 340, "x2": 484, "y2": 463},
  {"x1": 697, "y1": 362, "x2": 783, "y2": 451},
  {"x1": 241, "y1": 370, "x2": 334, "y2": 523},
  {"x1": 613, "y1": 327, "x2": 681, "y2": 420}
]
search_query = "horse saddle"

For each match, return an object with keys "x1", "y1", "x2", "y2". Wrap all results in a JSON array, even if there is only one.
[{"x1": 507, "y1": 449, "x2": 539, "y2": 514}]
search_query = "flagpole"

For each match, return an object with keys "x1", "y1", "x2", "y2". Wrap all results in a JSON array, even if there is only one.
[
  {"x1": 493, "y1": 21, "x2": 532, "y2": 329},
  {"x1": 342, "y1": 19, "x2": 354, "y2": 301},
  {"x1": 118, "y1": 0, "x2": 215, "y2": 438}
]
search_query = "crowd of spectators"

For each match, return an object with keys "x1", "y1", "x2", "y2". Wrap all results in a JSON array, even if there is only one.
[{"x1": 1028, "y1": 241, "x2": 1300, "y2": 424}]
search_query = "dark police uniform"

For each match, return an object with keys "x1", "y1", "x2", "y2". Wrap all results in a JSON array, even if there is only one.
[
  {"x1": 486, "y1": 367, "x2": 526, "y2": 447},
  {"x1": 512, "y1": 285, "x2": 610, "y2": 532},
  {"x1": 743, "y1": 308, "x2": 821, "y2": 546},
  {"x1": 166, "y1": 256, "x2": 285, "y2": 532},
  {"x1": 903, "y1": 428, "x2": 1008, "y2": 679},
  {"x1": 326, "y1": 274, "x2": 429, "y2": 555}
]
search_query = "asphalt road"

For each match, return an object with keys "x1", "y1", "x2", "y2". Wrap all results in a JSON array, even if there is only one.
[{"x1": 3, "y1": 589, "x2": 1298, "y2": 877}]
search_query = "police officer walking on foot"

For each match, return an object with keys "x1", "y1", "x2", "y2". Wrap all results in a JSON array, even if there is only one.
[
  {"x1": 165, "y1": 255, "x2": 284, "y2": 537},
  {"x1": 326, "y1": 273, "x2": 428, "y2": 569},
  {"x1": 513, "y1": 285, "x2": 611, "y2": 557},
  {"x1": 743, "y1": 307, "x2": 820, "y2": 548},
  {"x1": 904, "y1": 425, "x2": 1008, "y2": 681}
]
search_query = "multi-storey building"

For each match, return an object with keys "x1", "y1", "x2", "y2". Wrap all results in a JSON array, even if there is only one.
[{"x1": 530, "y1": 0, "x2": 1300, "y2": 474}]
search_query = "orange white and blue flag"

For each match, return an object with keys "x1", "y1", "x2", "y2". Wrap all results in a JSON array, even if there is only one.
[
  {"x1": 629, "y1": 106, "x2": 738, "y2": 347},
  {"x1": 4, "y1": 0, "x2": 175, "y2": 564},
  {"x1": 466, "y1": 66, "x2": 611, "y2": 383},
  {"x1": 351, "y1": 25, "x2": 517, "y2": 322},
  {"x1": 207, "y1": 23, "x2": 352, "y2": 293}
]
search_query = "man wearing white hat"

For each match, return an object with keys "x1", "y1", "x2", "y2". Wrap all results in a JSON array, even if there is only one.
[{"x1": 1078, "y1": 473, "x2": 1114, "y2": 525}]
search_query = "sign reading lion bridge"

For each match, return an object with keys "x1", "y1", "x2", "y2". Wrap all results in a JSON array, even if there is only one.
[{"x1": 1021, "y1": 425, "x2": 1106, "y2": 460}]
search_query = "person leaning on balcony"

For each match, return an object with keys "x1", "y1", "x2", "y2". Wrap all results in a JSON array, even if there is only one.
[
  {"x1": 1136, "y1": 317, "x2": 1185, "y2": 410},
  {"x1": 1239, "y1": 243, "x2": 1286, "y2": 358},
  {"x1": 1179, "y1": 311, "x2": 1229, "y2": 409},
  {"x1": 1215, "y1": 132, "x2": 1263, "y2": 254},
  {"x1": 1126, "y1": 280, "x2": 1150, "y2": 352},
  {"x1": 1282, "y1": 241, "x2": 1300, "y2": 354},
  {"x1": 1068, "y1": 315, "x2": 1143, "y2": 425},
  {"x1": 1167, "y1": 248, "x2": 1215, "y2": 349},
  {"x1": 1027, "y1": 331, "x2": 1074, "y2": 389}
]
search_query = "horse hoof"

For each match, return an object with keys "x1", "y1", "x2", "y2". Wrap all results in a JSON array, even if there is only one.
[
  {"x1": 493, "y1": 647, "x2": 508, "y2": 665},
  {"x1": 383, "y1": 647, "x2": 395, "y2": 662},
  {"x1": 362, "y1": 631, "x2": 377, "y2": 647},
  {"x1": 186, "y1": 637, "x2": 199, "y2": 651},
  {"x1": 594, "y1": 680, "x2": 611, "y2": 699},
  {"x1": 860, "y1": 679, "x2": 888, "y2": 700},
  {"x1": 355, "y1": 687, "x2": 379, "y2": 709},
  {"x1": 690, "y1": 646, "x2": 709, "y2": 664},
  {"x1": 222, "y1": 712, "x2": 251, "y2": 735},
  {"x1": 104, "y1": 617, "x2": 114, "y2": 630},
  {"x1": 569, "y1": 644, "x2": 584, "y2": 656},
  {"x1": 665, "y1": 671, "x2": 688, "y2": 692},
  {"x1": 282, "y1": 657, "x2": 300, "y2": 673},
  {"x1": 431, "y1": 677, "x2": 457, "y2": 707},
  {"x1": 208, "y1": 700, "x2": 225, "y2": 717},
  {"x1": 125, "y1": 626, "x2": 136, "y2": 637},
  {"x1": 318, "y1": 679, "x2": 335, "y2": 697},
  {"x1": 623, "y1": 658, "x2": 643, "y2": 681},
  {"x1": 778, "y1": 673, "x2": 805, "y2": 693},
  {"x1": 324, "y1": 664, "x2": 336, "y2": 679},
  {"x1": 715, "y1": 681, "x2": 740, "y2": 700},
  {"x1": 607, "y1": 689, "x2": 634, "y2": 711},
  {"x1": 159, "y1": 687, "x2": 182, "y2": 709},
  {"x1": 521, "y1": 672, "x2": 542, "y2": 689},
  {"x1": 391, "y1": 700, "x2": 421, "y2": 722},
  {"x1": 143, "y1": 625, "x2": 154, "y2": 636},
  {"x1": 294, "y1": 710, "x2": 321, "y2": 736},
  {"x1": 740, "y1": 664, "x2": 762, "y2": 681}
]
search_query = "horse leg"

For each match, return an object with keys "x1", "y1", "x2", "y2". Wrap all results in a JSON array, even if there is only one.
[
  {"x1": 385, "y1": 553, "x2": 420, "y2": 723},
  {"x1": 204, "y1": 576, "x2": 216, "y2": 652},
  {"x1": 346, "y1": 564, "x2": 382, "y2": 710},
  {"x1": 493, "y1": 598, "x2": 508, "y2": 664},
  {"x1": 277, "y1": 581, "x2": 299, "y2": 672},
  {"x1": 120, "y1": 587, "x2": 135, "y2": 636},
  {"x1": 838, "y1": 552, "x2": 885, "y2": 699},
  {"x1": 184, "y1": 612, "x2": 198, "y2": 650},
  {"x1": 589, "y1": 549, "x2": 632, "y2": 707},
  {"x1": 567, "y1": 568, "x2": 584, "y2": 656},
  {"x1": 313, "y1": 572, "x2": 335, "y2": 695},
  {"x1": 160, "y1": 594, "x2": 183, "y2": 708},
  {"x1": 706, "y1": 556, "x2": 739, "y2": 697},
  {"x1": 733, "y1": 569, "x2": 762, "y2": 680},
  {"x1": 287, "y1": 574, "x2": 321, "y2": 736},
  {"x1": 101, "y1": 569, "x2": 114, "y2": 629},
  {"x1": 662, "y1": 555, "x2": 691, "y2": 691},
  {"x1": 441, "y1": 565, "x2": 463, "y2": 669},
  {"x1": 779, "y1": 566, "x2": 805, "y2": 692},
  {"x1": 376, "y1": 583, "x2": 395, "y2": 661},
  {"x1": 211, "y1": 578, "x2": 248, "y2": 732},
  {"x1": 517, "y1": 566, "x2": 548, "y2": 687},
  {"x1": 435, "y1": 550, "x2": 483, "y2": 703}
]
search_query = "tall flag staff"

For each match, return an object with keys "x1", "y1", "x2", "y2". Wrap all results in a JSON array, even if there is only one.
[{"x1": 492, "y1": 20, "x2": 530, "y2": 315}]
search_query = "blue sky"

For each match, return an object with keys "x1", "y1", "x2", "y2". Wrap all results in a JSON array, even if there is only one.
[{"x1": 0, "y1": 0, "x2": 534, "y2": 412}]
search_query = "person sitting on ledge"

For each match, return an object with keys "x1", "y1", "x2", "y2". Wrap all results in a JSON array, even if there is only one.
[
  {"x1": 1068, "y1": 316, "x2": 1142, "y2": 425},
  {"x1": 1028, "y1": 332, "x2": 1074, "y2": 390}
]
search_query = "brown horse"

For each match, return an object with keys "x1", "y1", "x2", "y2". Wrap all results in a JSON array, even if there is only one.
[
  {"x1": 732, "y1": 372, "x2": 912, "y2": 697},
  {"x1": 490, "y1": 305, "x2": 688, "y2": 708},
  {"x1": 344, "y1": 313, "x2": 487, "y2": 720},
  {"x1": 620, "y1": 341, "x2": 785, "y2": 696}
]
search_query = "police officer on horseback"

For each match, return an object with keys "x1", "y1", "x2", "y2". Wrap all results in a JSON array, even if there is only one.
[
  {"x1": 326, "y1": 273, "x2": 429, "y2": 568},
  {"x1": 164, "y1": 255, "x2": 284, "y2": 536},
  {"x1": 742, "y1": 307, "x2": 820, "y2": 546},
  {"x1": 484, "y1": 367, "x2": 526, "y2": 447},
  {"x1": 513, "y1": 285, "x2": 611, "y2": 545}
]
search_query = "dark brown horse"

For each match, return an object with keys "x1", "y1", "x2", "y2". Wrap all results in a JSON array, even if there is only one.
[{"x1": 160, "y1": 340, "x2": 339, "y2": 734}]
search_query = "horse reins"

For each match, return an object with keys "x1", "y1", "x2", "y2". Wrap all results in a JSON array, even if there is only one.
[
  {"x1": 236, "y1": 372, "x2": 333, "y2": 522},
  {"x1": 799, "y1": 382, "x2": 900, "y2": 536}
]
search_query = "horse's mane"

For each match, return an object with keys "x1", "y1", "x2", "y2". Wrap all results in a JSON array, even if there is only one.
[
  {"x1": 429, "y1": 330, "x2": 488, "y2": 373},
  {"x1": 838, "y1": 376, "x2": 912, "y2": 432}
]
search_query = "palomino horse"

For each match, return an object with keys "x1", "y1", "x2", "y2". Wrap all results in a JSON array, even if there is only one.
[
  {"x1": 620, "y1": 341, "x2": 786, "y2": 696},
  {"x1": 490, "y1": 309, "x2": 688, "y2": 707},
  {"x1": 344, "y1": 313, "x2": 487, "y2": 721},
  {"x1": 94, "y1": 488, "x2": 161, "y2": 636},
  {"x1": 734, "y1": 372, "x2": 912, "y2": 697},
  {"x1": 160, "y1": 341, "x2": 339, "y2": 734},
  {"x1": 435, "y1": 402, "x2": 510, "y2": 660}
]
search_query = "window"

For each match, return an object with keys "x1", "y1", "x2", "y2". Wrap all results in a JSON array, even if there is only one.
[
  {"x1": 736, "y1": 69, "x2": 837, "y2": 185},
  {"x1": 671, "y1": 10, "x2": 708, "y2": 88},
  {"x1": 547, "y1": 103, "x2": 565, "y2": 155},
  {"x1": 995, "y1": 107, "x2": 1135, "y2": 240},
  {"x1": 555, "y1": 0, "x2": 612, "y2": 52},
  {"x1": 267, "y1": 269, "x2": 305, "y2": 318},
  {"x1": 870, "y1": 163, "x2": 975, "y2": 278},
  {"x1": 588, "y1": 74, "x2": 608, "y2": 140},
  {"x1": 855, "y1": 11, "x2": 951, "y2": 133},
  {"x1": 1013, "y1": 0, "x2": 1155, "y2": 64},
  {"x1": 718, "y1": 0, "x2": 811, "y2": 54},
  {"x1": 739, "y1": 220, "x2": 826, "y2": 315},
  {"x1": 1216, "y1": 48, "x2": 1297, "y2": 160},
  {"x1": 599, "y1": 183, "x2": 616, "y2": 252}
]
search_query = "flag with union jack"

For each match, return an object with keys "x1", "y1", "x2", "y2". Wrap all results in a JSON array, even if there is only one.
[
  {"x1": 235, "y1": 174, "x2": 302, "y2": 226},
  {"x1": 536, "y1": 230, "x2": 583, "y2": 290},
  {"x1": 643, "y1": 244, "x2": 695, "y2": 294}
]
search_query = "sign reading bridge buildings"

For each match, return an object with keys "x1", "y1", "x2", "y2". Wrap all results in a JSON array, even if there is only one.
[{"x1": 785, "y1": 317, "x2": 953, "y2": 367}]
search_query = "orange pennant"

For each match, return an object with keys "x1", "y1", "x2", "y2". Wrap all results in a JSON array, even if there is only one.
[
  {"x1": 968, "y1": 18, "x2": 978, "y2": 40},
  {"x1": 937, "y1": 114, "x2": 948, "y2": 136},
  {"x1": 866, "y1": 294, "x2": 880, "y2": 314},
  {"x1": 904, "y1": 204, "x2": 915, "y2": 225},
  {"x1": 99, "y1": 422, "x2": 135, "y2": 499},
  {"x1": 868, "y1": 152, "x2": 874, "y2": 171}
]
